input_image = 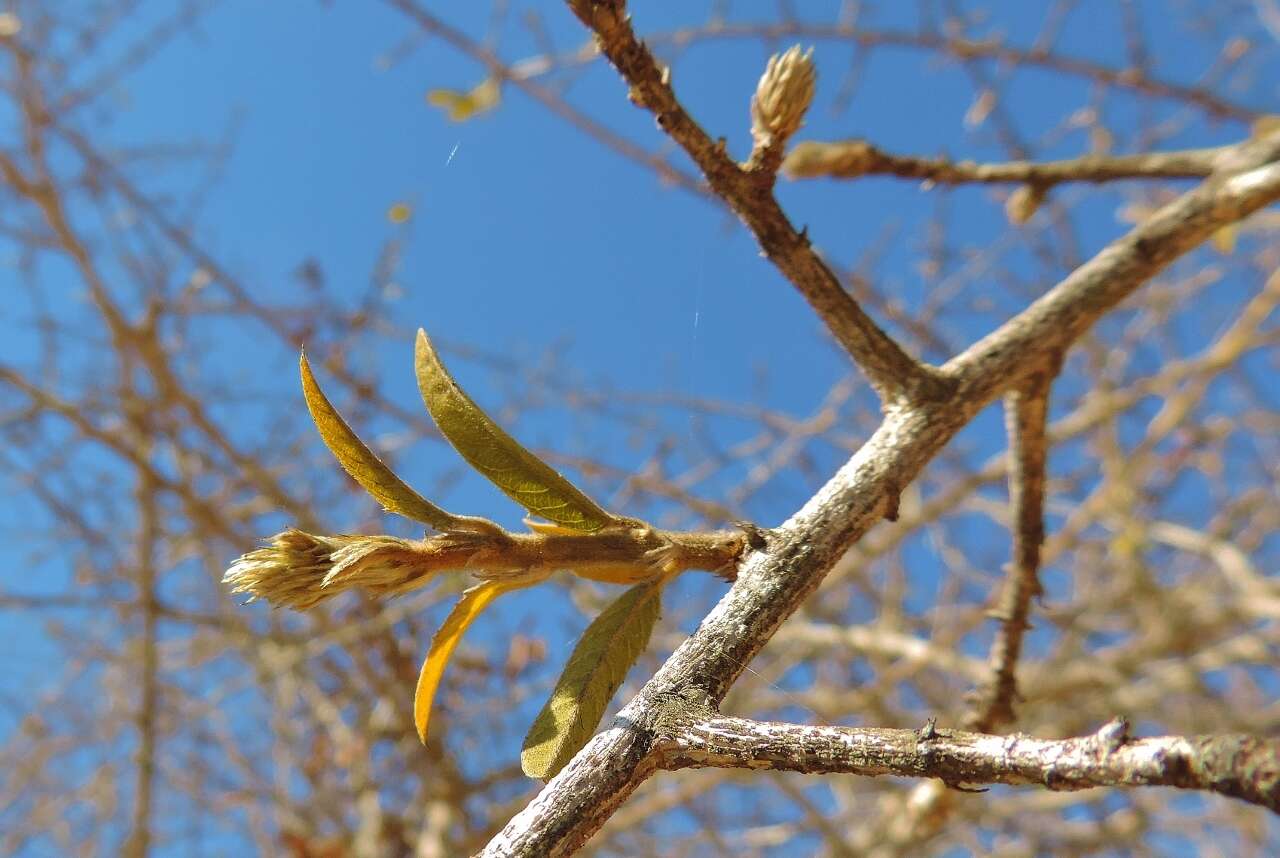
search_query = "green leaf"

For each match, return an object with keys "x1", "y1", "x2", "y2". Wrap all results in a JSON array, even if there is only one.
[
  {"x1": 520, "y1": 580, "x2": 662, "y2": 779},
  {"x1": 415, "y1": 579, "x2": 530, "y2": 743},
  {"x1": 300, "y1": 353, "x2": 458, "y2": 530},
  {"x1": 414, "y1": 328, "x2": 618, "y2": 533}
]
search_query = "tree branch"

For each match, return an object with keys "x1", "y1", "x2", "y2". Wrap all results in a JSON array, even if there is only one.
[
  {"x1": 479, "y1": 65, "x2": 1280, "y2": 849},
  {"x1": 657, "y1": 715, "x2": 1280, "y2": 814},
  {"x1": 967, "y1": 360, "x2": 1059, "y2": 732},
  {"x1": 942, "y1": 135, "x2": 1280, "y2": 386},
  {"x1": 783, "y1": 139, "x2": 1230, "y2": 185},
  {"x1": 565, "y1": 0, "x2": 949, "y2": 404}
]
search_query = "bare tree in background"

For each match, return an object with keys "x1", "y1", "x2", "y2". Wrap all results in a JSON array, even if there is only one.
[{"x1": 2, "y1": 1, "x2": 1278, "y2": 856}]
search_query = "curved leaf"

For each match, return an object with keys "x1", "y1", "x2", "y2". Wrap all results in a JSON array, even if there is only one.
[
  {"x1": 301, "y1": 353, "x2": 458, "y2": 530},
  {"x1": 414, "y1": 328, "x2": 618, "y2": 532},
  {"x1": 520, "y1": 580, "x2": 662, "y2": 779},
  {"x1": 415, "y1": 579, "x2": 530, "y2": 743}
]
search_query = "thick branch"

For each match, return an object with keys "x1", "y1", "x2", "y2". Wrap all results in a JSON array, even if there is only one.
[
  {"x1": 784, "y1": 139, "x2": 1229, "y2": 185},
  {"x1": 657, "y1": 716, "x2": 1280, "y2": 814},
  {"x1": 567, "y1": 0, "x2": 948, "y2": 403}
]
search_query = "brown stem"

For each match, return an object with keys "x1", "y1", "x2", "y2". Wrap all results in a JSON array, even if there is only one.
[
  {"x1": 784, "y1": 139, "x2": 1230, "y2": 185},
  {"x1": 968, "y1": 358, "x2": 1059, "y2": 732},
  {"x1": 565, "y1": 0, "x2": 949, "y2": 404}
]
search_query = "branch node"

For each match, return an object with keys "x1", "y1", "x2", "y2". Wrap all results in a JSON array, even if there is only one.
[
  {"x1": 883, "y1": 480, "x2": 902, "y2": 522},
  {"x1": 734, "y1": 520, "x2": 771, "y2": 551},
  {"x1": 650, "y1": 683, "x2": 717, "y2": 736},
  {"x1": 1094, "y1": 716, "x2": 1132, "y2": 753}
]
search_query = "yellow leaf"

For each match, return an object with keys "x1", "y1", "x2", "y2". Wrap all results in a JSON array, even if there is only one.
[
  {"x1": 520, "y1": 580, "x2": 663, "y2": 779},
  {"x1": 387, "y1": 202, "x2": 412, "y2": 224},
  {"x1": 415, "y1": 579, "x2": 531, "y2": 743},
  {"x1": 425, "y1": 77, "x2": 501, "y2": 122},
  {"x1": 414, "y1": 328, "x2": 620, "y2": 532},
  {"x1": 300, "y1": 353, "x2": 458, "y2": 530}
]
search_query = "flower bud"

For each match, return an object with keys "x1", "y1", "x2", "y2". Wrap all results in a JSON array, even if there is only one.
[
  {"x1": 223, "y1": 529, "x2": 425, "y2": 610},
  {"x1": 751, "y1": 45, "x2": 816, "y2": 147}
]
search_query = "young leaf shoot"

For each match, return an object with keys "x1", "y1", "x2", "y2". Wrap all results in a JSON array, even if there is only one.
[{"x1": 414, "y1": 328, "x2": 621, "y2": 532}]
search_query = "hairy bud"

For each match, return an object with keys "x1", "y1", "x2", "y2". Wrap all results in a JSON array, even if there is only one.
[
  {"x1": 751, "y1": 45, "x2": 816, "y2": 148},
  {"x1": 223, "y1": 529, "x2": 428, "y2": 610}
]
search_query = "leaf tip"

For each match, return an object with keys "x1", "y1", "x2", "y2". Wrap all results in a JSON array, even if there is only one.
[
  {"x1": 299, "y1": 350, "x2": 318, "y2": 392},
  {"x1": 413, "y1": 684, "x2": 432, "y2": 745},
  {"x1": 414, "y1": 326, "x2": 436, "y2": 364}
]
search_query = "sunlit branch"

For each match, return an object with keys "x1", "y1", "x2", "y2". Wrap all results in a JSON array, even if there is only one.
[
  {"x1": 784, "y1": 139, "x2": 1230, "y2": 185},
  {"x1": 658, "y1": 715, "x2": 1280, "y2": 814}
]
